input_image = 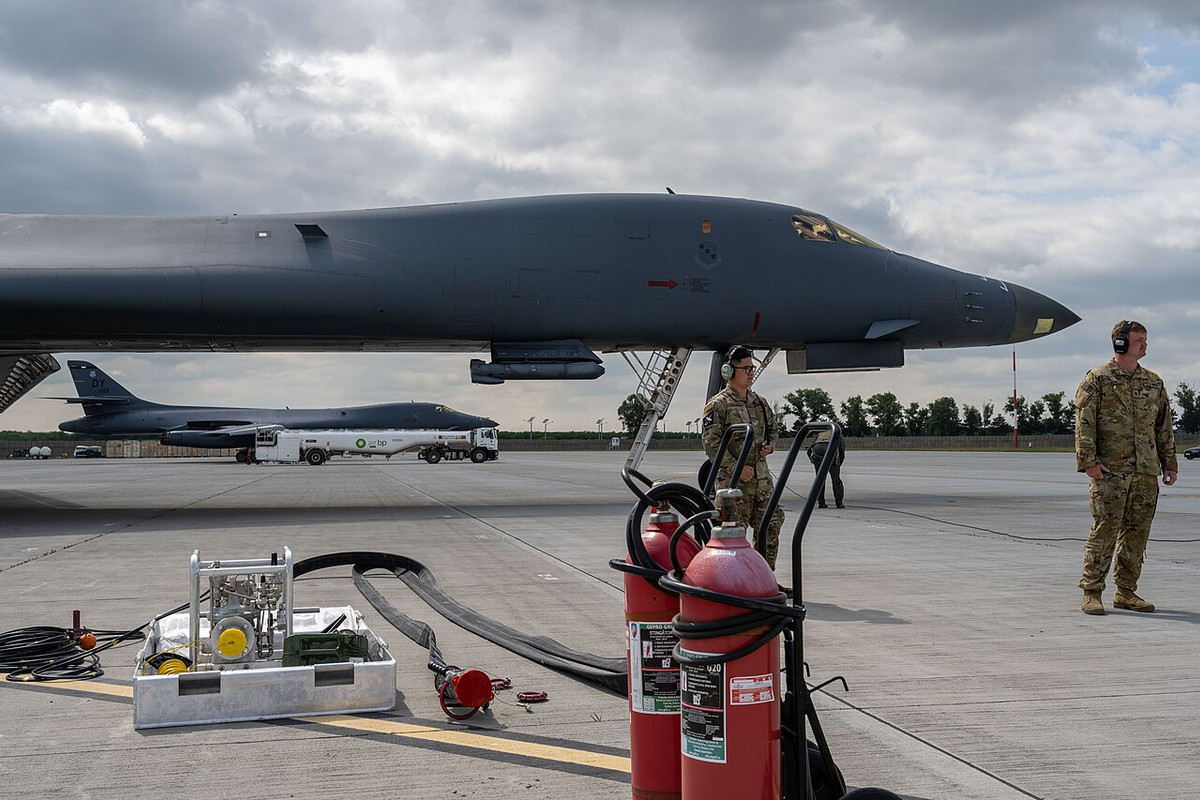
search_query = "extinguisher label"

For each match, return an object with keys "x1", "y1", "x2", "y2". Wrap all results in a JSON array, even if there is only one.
[
  {"x1": 679, "y1": 651, "x2": 726, "y2": 763},
  {"x1": 729, "y1": 673, "x2": 775, "y2": 705},
  {"x1": 628, "y1": 621, "x2": 680, "y2": 714}
]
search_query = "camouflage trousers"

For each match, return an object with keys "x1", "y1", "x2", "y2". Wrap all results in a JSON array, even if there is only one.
[
  {"x1": 813, "y1": 460, "x2": 844, "y2": 506},
  {"x1": 1079, "y1": 472, "x2": 1160, "y2": 593},
  {"x1": 735, "y1": 474, "x2": 786, "y2": 571}
]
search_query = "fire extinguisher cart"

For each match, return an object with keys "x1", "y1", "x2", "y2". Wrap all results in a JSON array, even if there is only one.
[{"x1": 656, "y1": 422, "x2": 901, "y2": 800}]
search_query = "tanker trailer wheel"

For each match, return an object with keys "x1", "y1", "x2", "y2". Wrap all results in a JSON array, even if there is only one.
[
  {"x1": 305, "y1": 448, "x2": 327, "y2": 466},
  {"x1": 470, "y1": 448, "x2": 487, "y2": 464},
  {"x1": 425, "y1": 448, "x2": 442, "y2": 464}
]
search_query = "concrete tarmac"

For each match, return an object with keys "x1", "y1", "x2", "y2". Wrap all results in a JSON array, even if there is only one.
[{"x1": 1, "y1": 449, "x2": 1197, "y2": 799}]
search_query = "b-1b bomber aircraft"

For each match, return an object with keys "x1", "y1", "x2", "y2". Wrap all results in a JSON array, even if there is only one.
[
  {"x1": 51, "y1": 360, "x2": 498, "y2": 462},
  {"x1": 0, "y1": 192, "x2": 1079, "y2": 462}
]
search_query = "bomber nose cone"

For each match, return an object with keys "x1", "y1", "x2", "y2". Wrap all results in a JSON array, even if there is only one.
[{"x1": 1005, "y1": 282, "x2": 1081, "y2": 343}]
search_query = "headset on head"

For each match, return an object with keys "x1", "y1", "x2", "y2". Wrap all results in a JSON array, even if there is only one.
[
  {"x1": 1113, "y1": 320, "x2": 1133, "y2": 354},
  {"x1": 720, "y1": 345, "x2": 750, "y2": 380}
]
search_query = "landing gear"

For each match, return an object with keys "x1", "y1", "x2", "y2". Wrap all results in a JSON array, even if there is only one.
[
  {"x1": 619, "y1": 347, "x2": 692, "y2": 471},
  {"x1": 618, "y1": 346, "x2": 779, "y2": 471}
]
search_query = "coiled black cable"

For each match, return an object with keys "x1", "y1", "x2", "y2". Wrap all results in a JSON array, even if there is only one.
[
  {"x1": 1, "y1": 625, "x2": 144, "y2": 682},
  {"x1": 1, "y1": 597, "x2": 196, "y2": 682}
]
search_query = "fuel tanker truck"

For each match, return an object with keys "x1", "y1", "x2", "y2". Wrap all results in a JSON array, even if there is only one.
[{"x1": 251, "y1": 427, "x2": 498, "y2": 466}]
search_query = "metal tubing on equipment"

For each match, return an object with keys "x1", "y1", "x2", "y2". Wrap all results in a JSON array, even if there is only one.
[{"x1": 188, "y1": 547, "x2": 293, "y2": 669}]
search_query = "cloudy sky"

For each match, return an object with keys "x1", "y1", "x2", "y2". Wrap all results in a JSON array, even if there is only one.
[{"x1": 3, "y1": 1, "x2": 1199, "y2": 434}]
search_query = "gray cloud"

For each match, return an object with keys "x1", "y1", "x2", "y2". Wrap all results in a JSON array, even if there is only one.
[
  {"x1": 0, "y1": 1, "x2": 272, "y2": 101},
  {"x1": 2, "y1": 1, "x2": 1199, "y2": 433}
]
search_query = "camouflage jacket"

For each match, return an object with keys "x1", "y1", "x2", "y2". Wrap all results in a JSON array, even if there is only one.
[
  {"x1": 807, "y1": 429, "x2": 845, "y2": 466},
  {"x1": 1074, "y1": 360, "x2": 1177, "y2": 475},
  {"x1": 701, "y1": 386, "x2": 779, "y2": 488}
]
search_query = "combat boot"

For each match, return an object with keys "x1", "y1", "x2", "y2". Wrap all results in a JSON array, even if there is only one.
[
  {"x1": 1081, "y1": 592, "x2": 1105, "y2": 615},
  {"x1": 1113, "y1": 590, "x2": 1155, "y2": 612}
]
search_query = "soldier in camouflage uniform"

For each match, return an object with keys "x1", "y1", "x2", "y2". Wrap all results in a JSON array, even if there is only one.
[
  {"x1": 701, "y1": 347, "x2": 787, "y2": 582},
  {"x1": 807, "y1": 428, "x2": 846, "y2": 509},
  {"x1": 1075, "y1": 320, "x2": 1178, "y2": 615}
]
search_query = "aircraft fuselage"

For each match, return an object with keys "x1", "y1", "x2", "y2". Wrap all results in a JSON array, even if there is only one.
[{"x1": 0, "y1": 194, "x2": 1077, "y2": 356}]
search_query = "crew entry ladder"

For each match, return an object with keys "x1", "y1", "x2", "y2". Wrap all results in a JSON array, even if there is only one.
[{"x1": 621, "y1": 347, "x2": 692, "y2": 471}]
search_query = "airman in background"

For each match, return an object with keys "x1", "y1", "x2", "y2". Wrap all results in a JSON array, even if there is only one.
[
  {"x1": 1075, "y1": 320, "x2": 1178, "y2": 615},
  {"x1": 806, "y1": 428, "x2": 845, "y2": 509}
]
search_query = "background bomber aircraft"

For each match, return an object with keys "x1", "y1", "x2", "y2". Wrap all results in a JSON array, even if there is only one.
[
  {"x1": 0, "y1": 193, "x2": 1079, "y2": 458},
  {"x1": 54, "y1": 360, "x2": 498, "y2": 462}
]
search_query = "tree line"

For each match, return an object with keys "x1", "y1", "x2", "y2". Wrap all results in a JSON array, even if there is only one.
[{"x1": 616, "y1": 381, "x2": 1200, "y2": 438}]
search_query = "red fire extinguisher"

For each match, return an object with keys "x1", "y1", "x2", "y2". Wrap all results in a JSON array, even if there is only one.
[
  {"x1": 626, "y1": 506, "x2": 702, "y2": 799},
  {"x1": 669, "y1": 515, "x2": 787, "y2": 800},
  {"x1": 612, "y1": 469, "x2": 713, "y2": 800}
]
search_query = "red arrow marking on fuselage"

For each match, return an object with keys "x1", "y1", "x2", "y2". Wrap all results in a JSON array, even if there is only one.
[{"x1": 647, "y1": 280, "x2": 679, "y2": 289}]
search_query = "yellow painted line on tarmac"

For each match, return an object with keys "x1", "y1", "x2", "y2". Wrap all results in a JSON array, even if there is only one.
[
  {"x1": 2, "y1": 674, "x2": 630, "y2": 775},
  {"x1": 303, "y1": 713, "x2": 631, "y2": 773},
  {"x1": 1, "y1": 673, "x2": 133, "y2": 699}
]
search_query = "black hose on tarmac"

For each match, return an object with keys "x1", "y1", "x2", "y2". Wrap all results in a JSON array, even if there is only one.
[{"x1": 293, "y1": 552, "x2": 627, "y2": 694}]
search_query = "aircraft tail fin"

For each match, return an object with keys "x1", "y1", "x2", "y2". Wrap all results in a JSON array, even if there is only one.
[{"x1": 65, "y1": 360, "x2": 143, "y2": 415}]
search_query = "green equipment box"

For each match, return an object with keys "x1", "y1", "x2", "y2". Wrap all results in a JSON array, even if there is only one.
[{"x1": 282, "y1": 630, "x2": 370, "y2": 667}]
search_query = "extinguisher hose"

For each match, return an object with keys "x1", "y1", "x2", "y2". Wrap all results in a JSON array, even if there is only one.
[
  {"x1": 672, "y1": 616, "x2": 793, "y2": 667},
  {"x1": 613, "y1": 467, "x2": 714, "y2": 590},
  {"x1": 658, "y1": 508, "x2": 804, "y2": 667}
]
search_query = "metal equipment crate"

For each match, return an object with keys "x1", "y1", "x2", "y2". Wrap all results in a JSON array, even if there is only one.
[{"x1": 132, "y1": 548, "x2": 395, "y2": 729}]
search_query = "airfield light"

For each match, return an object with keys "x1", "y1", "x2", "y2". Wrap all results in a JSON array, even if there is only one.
[
  {"x1": 542, "y1": 418, "x2": 552, "y2": 438},
  {"x1": 596, "y1": 418, "x2": 604, "y2": 439},
  {"x1": 526, "y1": 416, "x2": 535, "y2": 440}
]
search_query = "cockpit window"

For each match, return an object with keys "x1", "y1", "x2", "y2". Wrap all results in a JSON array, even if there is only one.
[
  {"x1": 792, "y1": 213, "x2": 835, "y2": 242},
  {"x1": 792, "y1": 211, "x2": 887, "y2": 250},
  {"x1": 436, "y1": 405, "x2": 456, "y2": 413},
  {"x1": 829, "y1": 220, "x2": 886, "y2": 249}
]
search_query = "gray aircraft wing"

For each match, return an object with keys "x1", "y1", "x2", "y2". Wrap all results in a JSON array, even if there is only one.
[
  {"x1": 185, "y1": 422, "x2": 285, "y2": 436},
  {"x1": 46, "y1": 395, "x2": 133, "y2": 405}
]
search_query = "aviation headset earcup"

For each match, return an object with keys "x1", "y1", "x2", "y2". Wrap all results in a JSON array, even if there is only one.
[
  {"x1": 1113, "y1": 320, "x2": 1132, "y2": 354},
  {"x1": 720, "y1": 345, "x2": 740, "y2": 380}
]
